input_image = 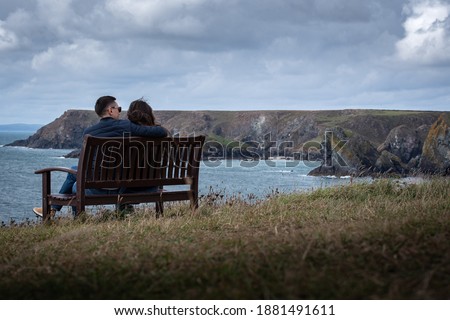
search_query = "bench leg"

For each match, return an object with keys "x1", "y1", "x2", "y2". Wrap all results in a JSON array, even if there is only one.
[
  {"x1": 155, "y1": 201, "x2": 164, "y2": 218},
  {"x1": 41, "y1": 171, "x2": 51, "y2": 221},
  {"x1": 189, "y1": 190, "x2": 199, "y2": 214}
]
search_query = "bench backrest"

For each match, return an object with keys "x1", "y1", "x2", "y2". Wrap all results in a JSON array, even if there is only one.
[{"x1": 77, "y1": 135, "x2": 205, "y2": 190}]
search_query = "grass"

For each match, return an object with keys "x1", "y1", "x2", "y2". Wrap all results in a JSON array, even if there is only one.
[{"x1": 0, "y1": 178, "x2": 449, "y2": 299}]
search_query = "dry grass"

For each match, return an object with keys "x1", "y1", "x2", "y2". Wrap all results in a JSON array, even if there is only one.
[{"x1": 0, "y1": 178, "x2": 449, "y2": 299}]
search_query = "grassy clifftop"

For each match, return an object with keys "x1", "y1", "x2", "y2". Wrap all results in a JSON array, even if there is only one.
[{"x1": 1, "y1": 178, "x2": 449, "y2": 299}]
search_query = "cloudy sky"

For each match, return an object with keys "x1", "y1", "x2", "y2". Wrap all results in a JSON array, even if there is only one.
[{"x1": 1, "y1": 0, "x2": 450, "y2": 124}]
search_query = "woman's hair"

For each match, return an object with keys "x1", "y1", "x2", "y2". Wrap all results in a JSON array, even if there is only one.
[{"x1": 127, "y1": 98, "x2": 156, "y2": 126}]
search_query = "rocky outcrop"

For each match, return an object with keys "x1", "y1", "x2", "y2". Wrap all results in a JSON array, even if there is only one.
[
  {"x1": 7, "y1": 110, "x2": 98, "y2": 149},
  {"x1": 338, "y1": 111, "x2": 439, "y2": 145},
  {"x1": 6, "y1": 109, "x2": 450, "y2": 176},
  {"x1": 419, "y1": 114, "x2": 450, "y2": 175},
  {"x1": 375, "y1": 150, "x2": 409, "y2": 174},
  {"x1": 373, "y1": 124, "x2": 430, "y2": 174},
  {"x1": 376, "y1": 125, "x2": 423, "y2": 163},
  {"x1": 308, "y1": 127, "x2": 379, "y2": 177},
  {"x1": 308, "y1": 115, "x2": 450, "y2": 177}
]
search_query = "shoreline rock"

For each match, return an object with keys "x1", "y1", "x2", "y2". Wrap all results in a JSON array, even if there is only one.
[
  {"x1": 419, "y1": 114, "x2": 450, "y2": 175},
  {"x1": 309, "y1": 113, "x2": 450, "y2": 177}
]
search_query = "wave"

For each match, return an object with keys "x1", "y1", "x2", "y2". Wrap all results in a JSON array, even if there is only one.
[
  {"x1": 2, "y1": 145, "x2": 33, "y2": 150},
  {"x1": 322, "y1": 175, "x2": 352, "y2": 179},
  {"x1": 0, "y1": 144, "x2": 52, "y2": 150}
]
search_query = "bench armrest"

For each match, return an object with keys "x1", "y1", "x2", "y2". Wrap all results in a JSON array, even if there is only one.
[{"x1": 35, "y1": 167, "x2": 77, "y2": 175}]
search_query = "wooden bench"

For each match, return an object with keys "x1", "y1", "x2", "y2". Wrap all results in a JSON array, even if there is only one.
[{"x1": 35, "y1": 135, "x2": 205, "y2": 220}]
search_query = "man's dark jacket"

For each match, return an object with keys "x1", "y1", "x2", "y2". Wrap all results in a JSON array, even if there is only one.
[{"x1": 83, "y1": 117, "x2": 168, "y2": 137}]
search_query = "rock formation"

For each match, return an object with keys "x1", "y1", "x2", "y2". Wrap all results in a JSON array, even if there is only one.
[
  {"x1": 308, "y1": 127, "x2": 379, "y2": 177},
  {"x1": 374, "y1": 124, "x2": 429, "y2": 174},
  {"x1": 376, "y1": 125, "x2": 423, "y2": 163},
  {"x1": 419, "y1": 114, "x2": 450, "y2": 175},
  {"x1": 7, "y1": 110, "x2": 98, "y2": 149},
  {"x1": 375, "y1": 150, "x2": 409, "y2": 174},
  {"x1": 6, "y1": 109, "x2": 450, "y2": 176}
]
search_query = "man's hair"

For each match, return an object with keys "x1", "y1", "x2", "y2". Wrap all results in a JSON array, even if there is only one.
[
  {"x1": 95, "y1": 95, "x2": 116, "y2": 116},
  {"x1": 127, "y1": 98, "x2": 156, "y2": 126}
]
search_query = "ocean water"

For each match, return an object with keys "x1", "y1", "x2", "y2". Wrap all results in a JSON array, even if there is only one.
[{"x1": 0, "y1": 132, "x2": 362, "y2": 223}]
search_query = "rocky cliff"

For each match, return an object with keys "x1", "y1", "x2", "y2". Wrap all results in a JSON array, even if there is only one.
[
  {"x1": 8, "y1": 110, "x2": 98, "y2": 149},
  {"x1": 418, "y1": 114, "x2": 450, "y2": 175},
  {"x1": 308, "y1": 127, "x2": 380, "y2": 177},
  {"x1": 7, "y1": 109, "x2": 449, "y2": 175},
  {"x1": 309, "y1": 113, "x2": 449, "y2": 176}
]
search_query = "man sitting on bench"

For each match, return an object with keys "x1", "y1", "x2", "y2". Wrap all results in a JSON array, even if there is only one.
[{"x1": 33, "y1": 95, "x2": 169, "y2": 218}]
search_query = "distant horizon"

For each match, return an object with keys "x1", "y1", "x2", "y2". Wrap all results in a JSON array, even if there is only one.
[{"x1": 0, "y1": 123, "x2": 43, "y2": 130}]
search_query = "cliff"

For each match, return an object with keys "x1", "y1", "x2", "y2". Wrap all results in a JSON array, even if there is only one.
[
  {"x1": 7, "y1": 109, "x2": 449, "y2": 175},
  {"x1": 308, "y1": 127, "x2": 380, "y2": 177},
  {"x1": 309, "y1": 113, "x2": 449, "y2": 176},
  {"x1": 418, "y1": 114, "x2": 450, "y2": 175},
  {"x1": 8, "y1": 110, "x2": 98, "y2": 149}
]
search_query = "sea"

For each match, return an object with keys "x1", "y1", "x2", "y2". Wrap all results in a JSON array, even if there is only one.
[{"x1": 0, "y1": 132, "x2": 366, "y2": 223}]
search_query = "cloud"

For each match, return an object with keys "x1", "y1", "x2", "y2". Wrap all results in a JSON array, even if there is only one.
[
  {"x1": 0, "y1": 0, "x2": 449, "y2": 125},
  {"x1": 396, "y1": 0, "x2": 450, "y2": 64},
  {"x1": 104, "y1": 0, "x2": 206, "y2": 36},
  {"x1": 31, "y1": 39, "x2": 110, "y2": 74},
  {"x1": 0, "y1": 22, "x2": 18, "y2": 50}
]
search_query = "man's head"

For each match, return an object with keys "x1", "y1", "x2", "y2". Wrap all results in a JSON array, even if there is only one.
[{"x1": 94, "y1": 95, "x2": 122, "y2": 119}]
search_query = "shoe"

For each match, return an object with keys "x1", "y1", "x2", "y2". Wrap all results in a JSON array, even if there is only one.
[
  {"x1": 33, "y1": 207, "x2": 56, "y2": 218},
  {"x1": 33, "y1": 207, "x2": 43, "y2": 218}
]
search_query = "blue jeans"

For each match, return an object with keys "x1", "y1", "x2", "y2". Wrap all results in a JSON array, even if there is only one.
[{"x1": 51, "y1": 166, "x2": 78, "y2": 212}]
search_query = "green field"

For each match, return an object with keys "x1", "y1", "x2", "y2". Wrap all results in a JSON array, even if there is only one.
[{"x1": 0, "y1": 178, "x2": 449, "y2": 299}]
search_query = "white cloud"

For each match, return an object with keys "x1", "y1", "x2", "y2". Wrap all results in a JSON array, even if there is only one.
[
  {"x1": 4, "y1": 9, "x2": 33, "y2": 34},
  {"x1": 396, "y1": 0, "x2": 450, "y2": 64},
  {"x1": 31, "y1": 39, "x2": 110, "y2": 73},
  {"x1": 104, "y1": 0, "x2": 206, "y2": 35},
  {"x1": 1, "y1": 0, "x2": 450, "y2": 125},
  {"x1": 0, "y1": 22, "x2": 18, "y2": 50},
  {"x1": 36, "y1": 0, "x2": 73, "y2": 28}
]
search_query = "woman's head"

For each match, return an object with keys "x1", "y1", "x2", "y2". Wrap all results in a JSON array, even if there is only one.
[{"x1": 127, "y1": 98, "x2": 156, "y2": 126}]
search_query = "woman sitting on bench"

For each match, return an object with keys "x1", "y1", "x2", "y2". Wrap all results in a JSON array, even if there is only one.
[{"x1": 32, "y1": 96, "x2": 168, "y2": 218}]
